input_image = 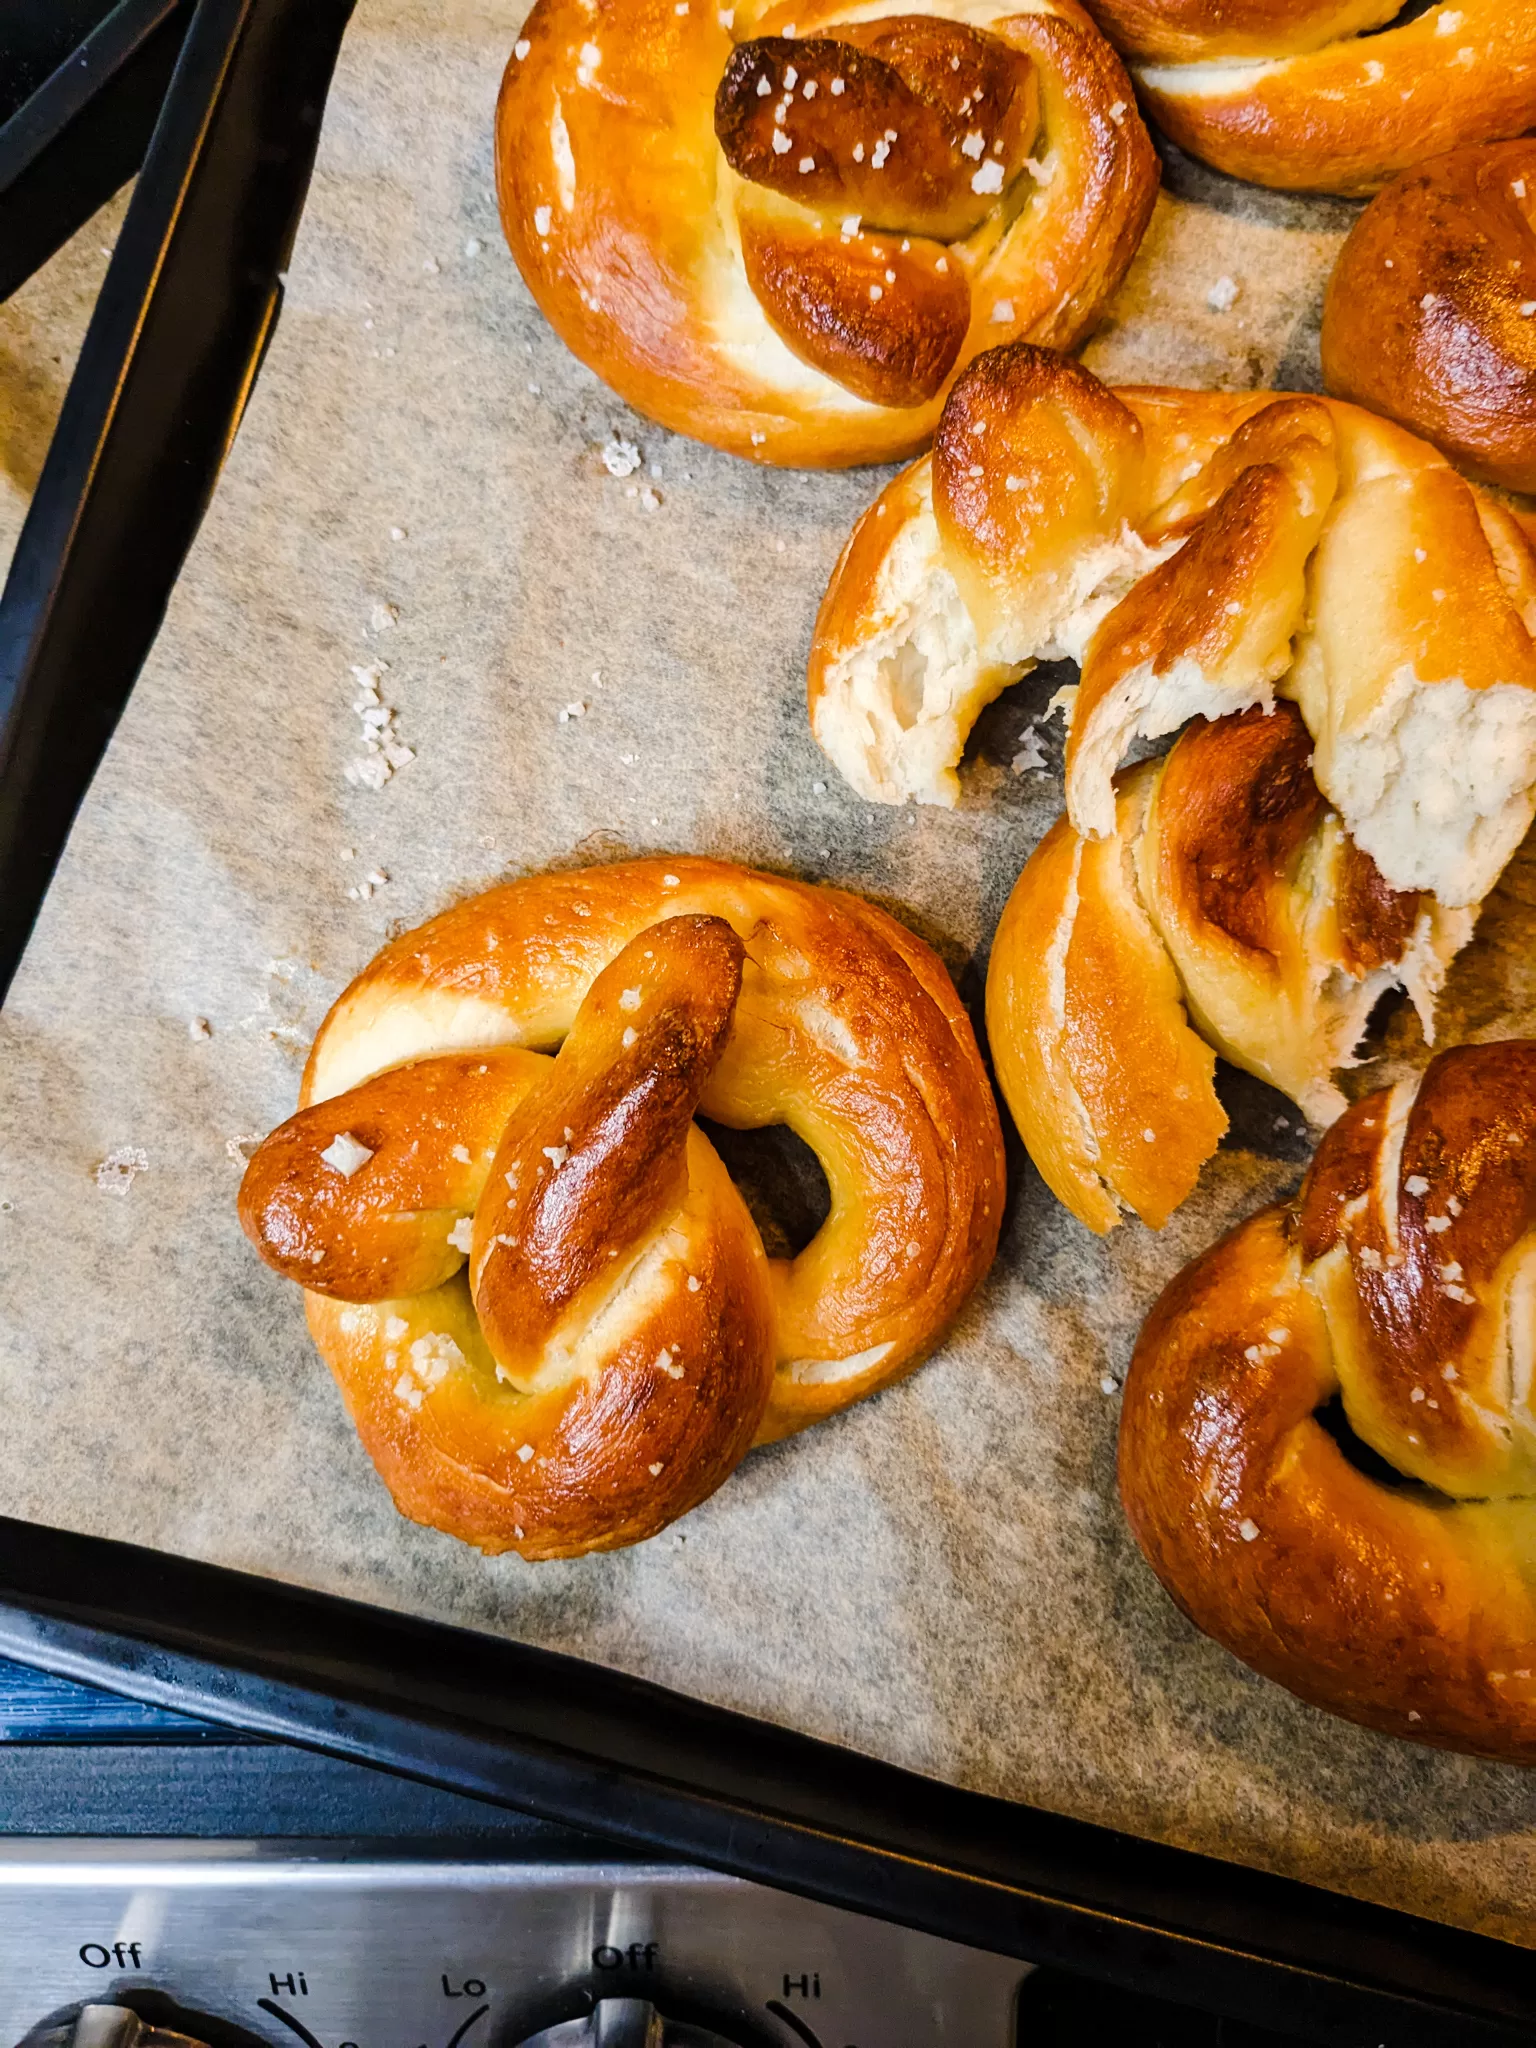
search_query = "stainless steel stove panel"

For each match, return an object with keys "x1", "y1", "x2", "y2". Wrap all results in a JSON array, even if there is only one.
[{"x1": 0, "y1": 1843, "x2": 1026, "y2": 2048}]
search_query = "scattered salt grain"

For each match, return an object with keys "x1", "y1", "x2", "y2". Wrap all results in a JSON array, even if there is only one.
[
  {"x1": 542, "y1": 1144, "x2": 570, "y2": 1169},
  {"x1": 96, "y1": 1146, "x2": 149, "y2": 1195},
  {"x1": 515, "y1": 36, "x2": 531, "y2": 56},
  {"x1": 517, "y1": 1443, "x2": 535, "y2": 1462},
  {"x1": 1405, "y1": 1174, "x2": 1429, "y2": 1196},
  {"x1": 648, "y1": 1462, "x2": 665, "y2": 1476},
  {"x1": 990, "y1": 298, "x2": 1014, "y2": 323},
  {"x1": 1238, "y1": 1518, "x2": 1260, "y2": 1542},
  {"x1": 447, "y1": 1218, "x2": 474, "y2": 1253},
  {"x1": 601, "y1": 436, "x2": 642, "y2": 477},
  {"x1": 971, "y1": 158, "x2": 1004, "y2": 194}
]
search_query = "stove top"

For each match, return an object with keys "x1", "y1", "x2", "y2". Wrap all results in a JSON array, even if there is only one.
[{"x1": 0, "y1": 1656, "x2": 1314, "y2": 2048}]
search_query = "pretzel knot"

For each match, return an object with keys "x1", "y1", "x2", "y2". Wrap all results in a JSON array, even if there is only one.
[
  {"x1": 496, "y1": 0, "x2": 1158, "y2": 465},
  {"x1": 1322, "y1": 141, "x2": 1536, "y2": 494},
  {"x1": 239, "y1": 859, "x2": 1004, "y2": 1559},
  {"x1": 810, "y1": 346, "x2": 1536, "y2": 907},
  {"x1": 985, "y1": 701, "x2": 1471, "y2": 1233},
  {"x1": 1119, "y1": 1041, "x2": 1536, "y2": 1761},
  {"x1": 1083, "y1": 0, "x2": 1536, "y2": 194}
]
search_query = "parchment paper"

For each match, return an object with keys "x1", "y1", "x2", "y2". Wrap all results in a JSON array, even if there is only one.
[{"x1": 4, "y1": 0, "x2": 1535, "y2": 1944}]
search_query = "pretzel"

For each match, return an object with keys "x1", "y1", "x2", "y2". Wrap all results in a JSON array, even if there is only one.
[
  {"x1": 1322, "y1": 142, "x2": 1536, "y2": 493},
  {"x1": 238, "y1": 858, "x2": 1004, "y2": 1558},
  {"x1": 810, "y1": 345, "x2": 1536, "y2": 910},
  {"x1": 1119, "y1": 1040, "x2": 1536, "y2": 1761},
  {"x1": 495, "y1": 0, "x2": 1158, "y2": 466},
  {"x1": 986, "y1": 701, "x2": 1473, "y2": 1232},
  {"x1": 1083, "y1": 0, "x2": 1536, "y2": 195}
]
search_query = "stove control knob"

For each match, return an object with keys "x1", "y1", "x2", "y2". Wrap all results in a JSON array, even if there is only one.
[
  {"x1": 515, "y1": 2001, "x2": 745, "y2": 2047},
  {"x1": 20, "y1": 2011, "x2": 211, "y2": 2048}
]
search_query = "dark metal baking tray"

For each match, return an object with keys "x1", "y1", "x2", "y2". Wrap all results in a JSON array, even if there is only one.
[{"x1": 0, "y1": 4, "x2": 1532, "y2": 2041}]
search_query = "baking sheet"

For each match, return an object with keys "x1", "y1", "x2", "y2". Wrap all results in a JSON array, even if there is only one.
[{"x1": 4, "y1": 0, "x2": 1535, "y2": 1944}]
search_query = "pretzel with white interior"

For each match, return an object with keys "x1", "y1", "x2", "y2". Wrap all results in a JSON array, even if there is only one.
[
  {"x1": 239, "y1": 857, "x2": 1004, "y2": 1559},
  {"x1": 810, "y1": 345, "x2": 1536, "y2": 911},
  {"x1": 986, "y1": 700, "x2": 1472, "y2": 1233},
  {"x1": 496, "y1": 0, "x2": 1158, "y2": 465},
  {"x1": 1119, "y1": 1040, "x2": 1536, "y2": 1762},
  {"x1": 1083, "y1": 0, "x2": 1536, "y2": 194}
]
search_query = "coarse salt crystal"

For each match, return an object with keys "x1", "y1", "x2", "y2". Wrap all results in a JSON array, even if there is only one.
[
  {"x1": 1108, "y1": 99, "x2": 1125, "y2": 122},
  {"x1": 1206, "y1": 275, "x2": 1239, "y2": 311},
  {"x1": 687, "y1": 1275, "x2": 701, "y2": 1292},
  {"x1": 517, "y1": 1443, "x2": 535, "y2": 1462},
  {"x1": 1364, "y1": 57, "x2": 1383, "y2": 79},
  {"x1": 1425, "y1": 1214, "x2": 1451, "y2": 1233},
  {"x1": 96, "y1": 1146, "x2": 149, "y2": 1195},
  {"x1": 961, "y1": 131, "x2": 985, "y2": 159},
  {"x1": 990, "y1": 298, "x2": 1014, "y2": 323},
  {"x1": 798, "y1": 155, "x2": 815, "y2": 172},
  {"x1": 662, "y1": 872, "x2": 680, "y2": 886},
  {"x1": 534, "y1": 204, "x2": 552, "y2": 236},
  {"x1": 619, "y1": 987, "x2": 642, "y2": 1010},
  {"x1": 601, "y1": 436, "x2": 642, "y2": 477},
  {"x1": 622, "y1": 1027, "x2": 638, "y2": 1048},
  {"x1": 1238, "y1": 1518, "x2": 1259, "y2": 1542},
  {"x1": 1405, "y1": 1174, "x2": 1430, "y2": 1196},
  {"x1": 321, "y1": 1132, "x2": 373, "y2": 1177},
  {"x1": 543, "y1": 1144, "x2": 570, "y2": 1169},
  {"x1": 840, "y1": 214, "x2": 860, "y2": 236},
  {"x1": 971, "y1": 158, "x2": 1004, "y2": 195},
  {"x1": 447, "y1": 1217, "x2": 474, "y2": 1252},
  {"x1": 772, "y1": 130, "x2": 792, "y2": 154},
  {"x1": 1436, "y1": 9, "x2": 1462, "y2": 30},
  {"x1": 515, "y1": 37, "x2": 531, "y2": 57},
  {"x1": 756, "y1": 74, "x2": 771, "y2": 95},
  {"x1": 1099, "y1": 1375, "x2": 1119, "y2": 1395},
  {"x1": 1004, "y1": 474, "x2": 1025, "y2": 492},
  {"x1": 452, "y1": 1143, "x2": 471, "y2": 1163}
]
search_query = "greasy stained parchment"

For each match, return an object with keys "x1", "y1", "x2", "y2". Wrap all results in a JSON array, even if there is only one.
[{"x1": 3, "y1": 0, "x2": 1534, "y2": 1944}]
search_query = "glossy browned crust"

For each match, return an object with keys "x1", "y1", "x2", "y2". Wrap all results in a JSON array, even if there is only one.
[
  {"x1": 716, "y1": 26, "x2": 1039, "y2": 241},
  {"x1": 1322, "y1": 142, "x2": 1536, "y2": 493},
  {"x1": 1131, "y1": 1, "x2": 1536, "y2": 196},
  {"x1": 985, "y1": 765, "x2": 1227, "y2": 1235},
  {"x1": 1082, "y1": 0, "x2": 1396, "y2": 64},
  {"x1": 1120, "y1": 1041, "x2": 1536, "y2": 1762},
  {"x1": 738, "y1": 204, "x2": 971, "y2": 408},
  {"x1": 495, "y1": 0, "x2": 1157, "y2": 465},
  {"x1": 241, "y1": 858, "x2": 1005, "y2": 1554}
]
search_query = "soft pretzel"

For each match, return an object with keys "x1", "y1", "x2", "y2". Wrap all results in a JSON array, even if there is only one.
[
  {"x1": 495, "y1": 0, "x2": 1158, "y2": 466},
  {"x1": 810, "y1": 345, "x2": 1536, "y2": 910},
  {"x1": 1083, "y1": 0, "x2": 1536, "y2": 195},
  {"x1": 239, "y1": 857, "x2": 1004, "y2": 1558},
  {"x1": 1322, "y1": 142, "x2": 1536, "y2": 494},
  {"x1": 985, "y1": 701, "x2": 1472, "y2": 1232},
  {"x1": 1119, "y1": 1040, "x2": 1536, "y2": 1762}
]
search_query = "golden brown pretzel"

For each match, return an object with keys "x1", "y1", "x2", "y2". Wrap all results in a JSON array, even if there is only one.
[
  {"x1": 810, "y1": 345, "x2": 1536, "y2": 911},
  {"x1": 495, "y1": 0, "x2": 1158, "y2": 465},
  {"x1": 1083, "y1": 0, "x2": 1536, "y2": 194},
  {"x1": 1322, "y1": 141, "x2": 1536, "y2": 493},
  {"x1": 239, "y1": 857, "x2": 1004, "y2": 1558},
  {"x1": 1119, "y1": 1040, "x2": 1536, "y2": 1761},
  {"x1": 985, "y1": 701, "x2": 1471, "y2": 1232}
]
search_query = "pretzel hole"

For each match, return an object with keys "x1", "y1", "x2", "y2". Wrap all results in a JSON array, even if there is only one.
[
  {"x1": 697, "y1": 1117, "x2": 832, "y2": 1258},
  {"x1": 1313, "y1": 1393, "x2": 1444, "y2": 1499}
]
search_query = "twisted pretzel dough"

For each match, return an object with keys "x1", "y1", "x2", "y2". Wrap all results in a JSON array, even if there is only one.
[
  {"x1": 986, "y1": 702, "x2": 1471, "y2": 1232},
  {"x1": 1120, "y1": 1041, "x2": 1536, "y2": 1761},
  {"x1": 496, "y1": 0, "x2": 1158, "y2": 465},
  {"x1": 1322, "y1": 141, "x2": 1536, "y2": 494},
  {"x1": 810, "y1": 346, "x2": 1536, "y2": 909},
  {"x1": 239, "y1": 858, "x2": 1004, "y2": 1558},
  {"x1": 1084, "y1": 0, "x2": 1536, "y2": 195}
]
